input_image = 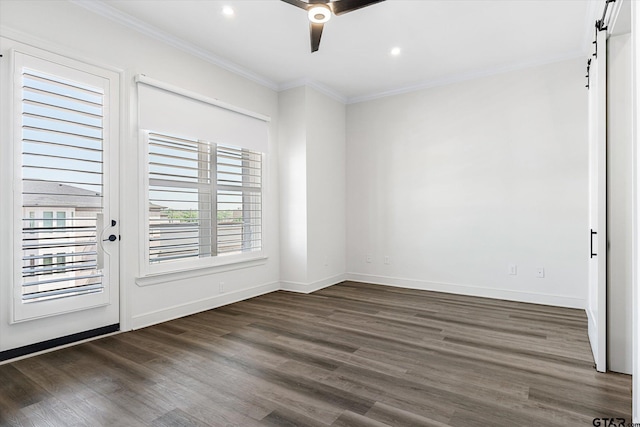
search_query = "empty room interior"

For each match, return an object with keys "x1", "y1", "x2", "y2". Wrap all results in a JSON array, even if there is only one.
[{"x1": 0, "y1": 0, "x2": 639, "y2": 425}]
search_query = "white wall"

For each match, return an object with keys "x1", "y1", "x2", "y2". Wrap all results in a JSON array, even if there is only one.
[
  {"x1": 607, "y1": 33, "x2": 633, "y2": 374},
  {"x1": 279, "y1": 86, "x2": 346, "y2": 291},
  {"x1": 346, "y1": 58, "x2": 589, "y2": 308},
  {"x1": 306, "y1": 88, "x2": 346, "y2": 284},
  {"x1": 0, "y1": 0, "x2": 281, "y2": 341},
  {"x1": 278, "y1": 87, "x2": 309, "y2": 284}
]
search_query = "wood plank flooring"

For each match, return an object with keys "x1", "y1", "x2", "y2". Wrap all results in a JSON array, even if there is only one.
[{"x1": 0, "y1": 281, "x2": 632, "y2": 426}]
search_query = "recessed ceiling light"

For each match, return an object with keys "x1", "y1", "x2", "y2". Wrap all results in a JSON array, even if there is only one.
[
  {"x1": 222, "y1": 6, "x2": 234, "y2": 17},
  {"x1": 391, "y1": 47, "x2": 401, "y2": 56}
]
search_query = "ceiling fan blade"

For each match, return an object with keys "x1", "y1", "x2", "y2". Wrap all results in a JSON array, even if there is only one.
[
  {"x1": 281, "y1": 0, "x2": 310, "y2": 11},
  {"x1": 310, "y1": 22, "x2": 324, "y2": 53},
  {"x1": 331, "y1": 0, "x2": 385, "y2": 16}
]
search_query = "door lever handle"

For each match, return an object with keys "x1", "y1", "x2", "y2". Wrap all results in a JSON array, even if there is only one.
[
  {"x1": 98, "y1": 216, "x2": 117, "y2": 270},
  {"x1": 590, "y1": 229, "x2": 597, "y2": 258}
]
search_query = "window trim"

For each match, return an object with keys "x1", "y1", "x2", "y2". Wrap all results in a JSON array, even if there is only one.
[{"x1": 135, "y1": 256, "x2": 268, "y2": 287}]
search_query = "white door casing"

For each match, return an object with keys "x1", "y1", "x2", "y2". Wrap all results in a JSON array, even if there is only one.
[{"x1": 588, "y1": 27, "x2": 608, "y2": 373}]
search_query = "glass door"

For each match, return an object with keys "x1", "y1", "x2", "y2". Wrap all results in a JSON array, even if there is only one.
[{"x1": 2, "y1": 49, "x2": 119, "y2": 354}]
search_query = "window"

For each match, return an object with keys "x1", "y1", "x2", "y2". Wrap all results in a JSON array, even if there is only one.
[
  {"x1": 28, "y1": 211, "x2": 35, "y2": 228},
  {"x1": 216, "y1": 145, "x2": 262, "y2": 256},
  {"x1": 56, "y1": 254, "x2": 66, "y2": 272},
  {"x1": 137, "y1": 75, "x2": 269, "y2": 274},
  {"x1": 43, "y1": 211, "x2": 53, "y2": 228},
  {"x1": 55, "y1": 211, "x2": 66, "y2": 228},
  {"x1": 147, "y1": 132, "x2": 262, "y2": 265},
  {"x1": 42, "y1": 255, "x2": 53, "y2": 275}
]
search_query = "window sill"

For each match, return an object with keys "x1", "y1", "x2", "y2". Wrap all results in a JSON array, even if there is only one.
[{"x1": 135, "y1": 256, "x2": 268, "y2": 287}]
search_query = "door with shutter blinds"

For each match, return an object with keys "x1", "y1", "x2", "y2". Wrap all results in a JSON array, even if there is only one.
[{"x1": 2, "y1": 50, "x2": 119, "y2": 353}]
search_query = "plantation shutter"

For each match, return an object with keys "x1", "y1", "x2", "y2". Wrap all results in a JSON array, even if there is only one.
[
  {"x1": 216, "y1": 145, "x2": 262, "y2": 255},
  {"x1": 20, "y1": 67, "x2": 105, "y2": 303},
  {"x1": 148, "y1": 133, "x2": 213, "y2": 263}
]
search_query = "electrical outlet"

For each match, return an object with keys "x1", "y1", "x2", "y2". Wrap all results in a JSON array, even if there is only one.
[
  {"x1": 508, "y1": 264, "x2": 517, "y2": 275},
  {"x1": 366, "y1": 255, "x2": 372, "y2": 263},
  {"x1": 535, "y1": 268, "x2": 545, "y2": 278},
  {"x1": 384, "y1": 256, "x2": 390, "y2": 265},
  {"x1": 219, "y1": 282, "x2": 225, "y2": 293}
]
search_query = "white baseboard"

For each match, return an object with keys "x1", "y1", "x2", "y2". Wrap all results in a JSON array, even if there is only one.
[
  {"x1": 131, "y1": 281, "x2": 280, "y2": 330},
  {"x1": 131, "y1": 274, "x2": 344, "y2": 329},
  {"x1": 131, "y1": 272, "x2": 586, "y2": 331},
  {"x1": 346, "y1": 272, "x2": 586, "y2": 309},
  {"x1": 586, "y1": 307, "x2": 597, "y2": 355},
  {"x1": 280, "y1": 273, "x2": 346, "y2": 294}
]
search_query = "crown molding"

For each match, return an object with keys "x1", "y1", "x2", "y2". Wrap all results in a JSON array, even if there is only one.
[
  {"x1": 347, "y1": 50, "x2": 586, "y2": 105},
  {"x1": 61, "y1": 0, "x2": 593, "y2": 108},
  {"x1": 69, "y1": 0, "x2": 280, "y2": 91},
  {"x1": 582, "y1": 0, "x2": 601, "y2": 54},
  {"x1": 279, "y1": 78, "x2": 348, "y2": 104}
]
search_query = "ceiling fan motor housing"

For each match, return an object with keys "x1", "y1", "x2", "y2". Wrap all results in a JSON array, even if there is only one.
[{"x1": 281, "y1": 0, "x2": 386, "y2": 52}]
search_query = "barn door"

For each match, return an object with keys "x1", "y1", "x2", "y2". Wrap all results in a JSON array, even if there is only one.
[{"x1": 587, "y1": 27, "x2": 607, "y2": 373}]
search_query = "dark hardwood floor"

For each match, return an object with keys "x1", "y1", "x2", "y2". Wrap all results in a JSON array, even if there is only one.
[{"x1": 0, "y1": 281, "x2": 631, "y2": 426}]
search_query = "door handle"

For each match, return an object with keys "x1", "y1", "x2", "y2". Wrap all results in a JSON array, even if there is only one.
[
  {"x1": 97, "y1": 215, "x2": 118, "y2": 270},
  {"x1": 590, "y1": 229, "x2": 597, "y2": 258}
]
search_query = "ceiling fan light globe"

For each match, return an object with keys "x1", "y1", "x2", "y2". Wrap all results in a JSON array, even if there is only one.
[{"x1": 308, "y1": 6, "x2": 331, "y2": 23}]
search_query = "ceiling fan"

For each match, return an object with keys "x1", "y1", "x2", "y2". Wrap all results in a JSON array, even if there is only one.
[{"x1": 281, "y1": 0, "x2": 386, "y2": 53}]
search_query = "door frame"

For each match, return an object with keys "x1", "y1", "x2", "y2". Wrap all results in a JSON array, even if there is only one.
[{"x1": 631, "y1": 0, "x2": 640, "y2": 421}]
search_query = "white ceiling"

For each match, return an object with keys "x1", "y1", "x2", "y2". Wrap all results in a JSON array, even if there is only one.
[{"x1": 78, "y1": 0, "x2": 600, "y2": 103}]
